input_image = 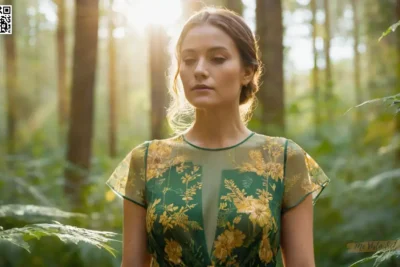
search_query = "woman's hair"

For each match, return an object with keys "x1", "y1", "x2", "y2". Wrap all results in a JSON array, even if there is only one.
[{"x1": 166, "y1": 7, "x2": 262, "y2": 135}]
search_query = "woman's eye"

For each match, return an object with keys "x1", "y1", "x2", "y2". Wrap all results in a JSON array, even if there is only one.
[
  {"x1": 212, "y1": 57, "x2": 226, "y2": 64},
  {"x1": 183, "y1": 58, "x2": 196, "y2": 65}
]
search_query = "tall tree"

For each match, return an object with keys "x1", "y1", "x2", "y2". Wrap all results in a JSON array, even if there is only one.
[
  {"x1": 181, "y1": 0, "x2": 203, "y2": 20},
  {"x1": 64, "y1": 0, "x2": 99, "y2": 209},
  {"x1": 149, "y1": 25, "x2": 168, "y2": 140},
  {"x1": 56, "y1": 0, "x2": 68, "y2": 135},
  {"x1": 226, "y1": 0, "x2": 244, "y2": 15},
  {"x1": 256, "y1": 0, "x2": 284, "y2": 135},
  {"x1": 4, "y1": 0, "x2": 18, "y2": 155},
  {"x1": 396, "y1": 0, "x2": 400, "y2": 165},
  {"x1": 351, "y1": 0, "x2": 362, "y2": 121},
  {"x1": 108, "y1": 0, "x2": 117, "y2": 157},
  {"x1": 323, "y1": 0, "x2": 333, "y2": 121},
  {"x1": 364, "y1": 0, "x2": 378, "y2": 100},
  {"x1": 311, "y1": 0, "x2": 321, "y2": 137}
]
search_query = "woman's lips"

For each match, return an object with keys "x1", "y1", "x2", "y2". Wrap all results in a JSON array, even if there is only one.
[
  {"x1": 193, "y1": 87, "x2": 213, "y2": 90},
  {"x1": 192, "y1": 85, "x2": 214, "y2": 90}
]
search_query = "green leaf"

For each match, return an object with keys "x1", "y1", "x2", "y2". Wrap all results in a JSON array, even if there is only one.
[
  {"x1": 0, "y1": 204, "x2": 87, "y2": 220},
  {"x1": 348, "y1": 254, "x2": 378, "y2": 267},
  {"x1": 348, "y1": 240, "x2": 400, "y2": 267},
  {"x1": 0, "y1": 221, "x2": 120, "y2": 256},
  {"x1": 344, "y1": 93, "x2": 400, "y2": 115},
  {"x1": 379, "y1": 20, "x2": 400, "y2": 41}
]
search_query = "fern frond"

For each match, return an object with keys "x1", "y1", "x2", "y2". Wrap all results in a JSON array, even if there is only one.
[
  {"x1": 0, "y1": 221, "x2": 120, "y2": 256},
  {"x1": 0, "y1": 204, "x2": 87, "y2": 220}
]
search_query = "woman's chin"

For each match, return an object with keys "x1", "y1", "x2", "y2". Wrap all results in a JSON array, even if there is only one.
[{"x1": 188, "y1": 98, "x2": 219, "y2": 109}]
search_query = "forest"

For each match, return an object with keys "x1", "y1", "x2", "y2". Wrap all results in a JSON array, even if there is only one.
[{"x1": 0, "y1": 0, "x2": 399, "y2": 266}]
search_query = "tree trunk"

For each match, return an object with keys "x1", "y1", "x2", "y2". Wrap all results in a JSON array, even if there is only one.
[
  {"x1": 64, "y1": 0, "x2": 99, "y2": 210},
  {"x1": 395, "y1": 0, "x2": 400, "y2": 165},
  {"x1": 181, "y1": 0, "x2": 203, "y2": 20},
  {"x1": 226, "y1": 0, "x2": 243, "y2": 15},
  {"x1": 256, "y1": 0, "x2": 285, "y2": 136},
  {"x1": 108, "y1": 1, "x2": 117, "y2": 158},
  {"x1": 34, "y1": 0, "x2": 41, "y2": 105},
  {"x1": 4, "y1": 0, "x2": 17, "y2": 155},
  {"x1": 323, "y1": 0, "x2": 333, "y2": 121},
  {"x1": 56, "y1": 0, "x2": 68, "y2": 135},
  {"x1": 311, "y1": 0, "x2": 321, "y2": 137},
  {"x1": 119, "y1": 15, "x2": 129, "y2": 128},
  {"x1": 149, "y1": 25, "x2": 168, "y2": 140},
  {"x1": 351, "y1": 0, "x2": 362, "y2": 121}
]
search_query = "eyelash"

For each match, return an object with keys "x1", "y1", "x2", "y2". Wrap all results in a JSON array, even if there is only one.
[
  {"x1": 182, "y1": 57, "x2": 226, "y2": 65},
  {"x1": 212, "y1": 57, "x2": 226, "y2": 64}
]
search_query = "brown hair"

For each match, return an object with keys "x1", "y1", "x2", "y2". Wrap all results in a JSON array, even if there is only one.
[{"x1": 166, "y1": 7, "x2": 262, "y2": 135}]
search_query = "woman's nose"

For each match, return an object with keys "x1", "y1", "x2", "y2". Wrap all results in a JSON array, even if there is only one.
[{"x1": 194, "y1": 58, "x2": 209, "y2": 79}]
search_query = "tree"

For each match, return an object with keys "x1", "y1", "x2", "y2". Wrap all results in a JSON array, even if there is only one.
[
  {"x1": 108, "y1": 0, "x2": 117, "y2": 157},
  {"x1": 311, "y1": 0, "x2": 321, "y2": 137},
  {"x1": 323, "y1": 0, "x2": 333, "y2": 121},
  {"x1": 4, "y1": 0, "x2": 18, "y2": 155},
  {"x1": 149, "y1": 24, "x2": 169, "y2": 140},
  {"x1": 396, "y1": 0, "x2": 400, "y2": 164},
  {"x1": 56, "y1": 0, "x2": 68, "y2": 135},
  {"x1": 64, "y1": 0, "x2": 99, "y2": 209},
  {"x1": 225, "y1": 0, "x2": 243, "y2": 15},
  {"x1": 181, "y1": 0, "x2": 203, "y2": 20},
  {"x1": 351, "y1": 0, "x2": 362, "y2": 121},
  {"x1": 256, "y1": 0, "x2": 285, "y2": 135}
]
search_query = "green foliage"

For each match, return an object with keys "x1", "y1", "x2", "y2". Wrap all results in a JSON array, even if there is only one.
[
  {"x1": 349, "y1": 246, "x2": 400, "y2": 267},
  {"x1": 0, "y1": 221, "x2": 120, "y2": 256},
  {"x1": 0, "y1": 204, "x2": 86, "y2": 222},
  {"x1": 379, "y1": 20, "x2": 400, "y2": 41},
  {"x1": 344, "y1": 93, "x2": 400, "y2": 115}
]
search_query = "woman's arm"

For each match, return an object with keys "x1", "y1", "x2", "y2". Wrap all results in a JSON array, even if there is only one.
[
  {"x1": 121, "y1": 199, "x2": 151, "y2": 267},
  {"x1": 280, "y1": 194, "x2": 316, "y2": 267}
]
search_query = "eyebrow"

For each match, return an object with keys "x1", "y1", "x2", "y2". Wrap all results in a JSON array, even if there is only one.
[{"x1": 181, "y1": 46, "x2": 229, "y2": 54}]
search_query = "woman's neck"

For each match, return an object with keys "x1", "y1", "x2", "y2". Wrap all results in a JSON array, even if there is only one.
[{"x1": 183, "y1": 106, "x2": 252, "y2": 149}]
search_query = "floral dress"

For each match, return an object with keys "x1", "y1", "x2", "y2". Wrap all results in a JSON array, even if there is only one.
[{"x1": 106, "y1": 132, "x2": 330, "y2": 266}]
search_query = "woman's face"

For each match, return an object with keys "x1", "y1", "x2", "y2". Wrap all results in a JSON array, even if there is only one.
[{"x1": 179, "y1": 24, "x2": 251, "y2": 109}]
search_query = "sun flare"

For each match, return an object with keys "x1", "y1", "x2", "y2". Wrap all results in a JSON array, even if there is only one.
[{"x1": 116, "y1": 0, "x2": 183, "y2": 32}]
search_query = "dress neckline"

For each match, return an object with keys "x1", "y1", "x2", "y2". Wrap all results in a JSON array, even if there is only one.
[{"x1": 181, "y1": 131, "x2": 256, "y2": 151}]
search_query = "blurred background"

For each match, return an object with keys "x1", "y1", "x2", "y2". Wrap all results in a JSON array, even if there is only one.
[{"x1": 0, "y1": 0, "x2": 399, "y2": 266}]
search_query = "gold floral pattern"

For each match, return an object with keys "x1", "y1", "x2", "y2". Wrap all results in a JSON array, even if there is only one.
[
  {"x1": 266, "y1": 162, "x2": 284, "y2": 182},
  {"x1": 146, "y1": 198, "x2": 161, "y2": 233},
  {"x1": 106, "y1": 134, "x2": 330, "y2": 266},
  {"x1": 164, "y1": 239, "x2": 183, "y2": 264},
  {"x1": 263, "y1": 136, "x2": 285, "y2": 160},
  {"x1": 259, "y1": 228, "x2": 274, "y2": 263},
  {"x1": 213, "y1": 222, "x2": 245, "y2": 264},
  {"x1": 147, "y1": 140, "x2": 187, "y2": 181},
  {"x1": 236, "y1": 150, "x2": 268, "y2": 177}
]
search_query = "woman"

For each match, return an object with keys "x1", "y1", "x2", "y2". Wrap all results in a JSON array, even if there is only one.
[{"x1": 107, "y1": 7, "x2": 330, "y2": 267}]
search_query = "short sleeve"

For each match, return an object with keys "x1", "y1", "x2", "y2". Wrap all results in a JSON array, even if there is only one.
[
  {"x1": 105, "y1": 141, "x2": 149, "y2": 208},
  {"x1": 282, "y1": 138, "x2": 330, "y2": 213}
]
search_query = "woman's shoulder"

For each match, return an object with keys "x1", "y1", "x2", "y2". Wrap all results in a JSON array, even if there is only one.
[
  {"x1": 251, "y1": 132, "x2": 288, "y2": 147},
  {"x1": 131, "y1": 134, "x2": 184, "y2": 152}
]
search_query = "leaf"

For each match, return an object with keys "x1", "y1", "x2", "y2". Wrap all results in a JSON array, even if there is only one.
[
  {"x1": 348, "y1": 254, "x2": 378, "y2": 267},
  {"x1": 0, "y1": 204, "x2": 87, "y2": 220},
  {"x1": 348, "y1": 169, "x2": 400, "y2": 191},
  {"x1": 349, "y1": 244, "x2": 400, "y2": 267},
  {"x1": 0, "y1": 221, "x2": 120, "y2": 256},
  {"x1": 0, "y1": 174, "x2": 52, "y2": 206},
  {"x1": 344, "y1": 93, "x2": 400, "y2": 115},
  {"x1": 379, "y1": 20, "x2": 400, "y2": 41}
]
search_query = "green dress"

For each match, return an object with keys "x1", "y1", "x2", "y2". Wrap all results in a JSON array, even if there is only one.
[{"x1": 106, "y1": 132, "x2": 330, "y2": 266}]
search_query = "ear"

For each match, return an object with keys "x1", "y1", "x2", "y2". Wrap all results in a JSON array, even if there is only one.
[{"x1": 241, "y1": 65, "x2": 255, "y2": 87}]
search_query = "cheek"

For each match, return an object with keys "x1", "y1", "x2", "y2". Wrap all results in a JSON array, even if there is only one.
[
  {"x1": 216, "y1": 63, "x2": 243, "y2": 93},
  {"x1": 179, "y1": 68, "x2": 191, "y2": 88}
]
